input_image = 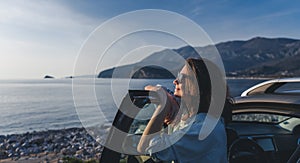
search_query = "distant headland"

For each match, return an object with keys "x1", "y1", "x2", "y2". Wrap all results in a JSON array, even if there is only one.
[{"x1": 98, "y1": 37, "x2": 300, "y2": 79}]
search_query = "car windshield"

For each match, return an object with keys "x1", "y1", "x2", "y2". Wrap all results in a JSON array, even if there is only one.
[
  {"x1": 232, "y1": 113, "x2": 290, "y2": 123},
  {"x1": 232, "y1": 113, "x2": 300, "y2": 132}
]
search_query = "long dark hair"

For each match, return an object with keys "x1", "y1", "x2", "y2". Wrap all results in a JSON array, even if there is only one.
[{"x1": 185, "y1": 58, "x2": 212, "y2": 114}]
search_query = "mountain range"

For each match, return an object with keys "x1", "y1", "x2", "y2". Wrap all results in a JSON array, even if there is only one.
[{"x1": 98, "y1": 37, "x2": 300, "y2": 78}]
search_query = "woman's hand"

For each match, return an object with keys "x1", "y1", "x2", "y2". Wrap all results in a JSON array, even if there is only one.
[
  {"x1": 144, "y1": 85, "x2": 168, "y2": 109},
  {"x1": 144, "y1": 85, "x2": 179, "y2": 124},
  {"x1": 138, "y1": 85, "x2": 180, "y2": 153},
  {"x1": 164, "y1": 93, "x2": 179, "y2": 125}
]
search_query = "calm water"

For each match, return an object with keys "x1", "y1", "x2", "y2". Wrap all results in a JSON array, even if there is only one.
[{"x1": 0, "y1": 78, "x2": 264, "y2": 135}]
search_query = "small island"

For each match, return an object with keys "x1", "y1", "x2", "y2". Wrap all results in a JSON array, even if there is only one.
[{"x1": 44, "y1": 75, "x2": 55, "y2": 79}]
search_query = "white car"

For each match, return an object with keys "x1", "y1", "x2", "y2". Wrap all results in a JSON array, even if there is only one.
[{"x1": 241, "y1": 77, "x2": 300, "y2": 97}]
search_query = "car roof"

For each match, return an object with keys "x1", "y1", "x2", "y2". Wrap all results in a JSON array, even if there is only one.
[
  {"x1": 241, "y1": 77, "x2": 300, "y2": 97},
  {"x1": 232, "y1": 94, "x2": 300, "y2": 117}
]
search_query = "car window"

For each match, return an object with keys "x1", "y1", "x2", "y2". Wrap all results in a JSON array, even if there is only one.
[
  {"x1": 232, "y1": 113, "x2": 290, "y2": 123},
  {"x1": 274, "y1": 82, "x2": 300, "y2": 94}
]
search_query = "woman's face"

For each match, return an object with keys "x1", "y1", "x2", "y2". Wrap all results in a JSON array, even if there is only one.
[{"x1": 173, "y1": 65, "x2": 189, "y2": 97}]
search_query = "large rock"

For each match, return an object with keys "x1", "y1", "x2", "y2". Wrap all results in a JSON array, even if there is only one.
[{"x1": 0, "y1": 149, "x2": 8, "y2": 159}]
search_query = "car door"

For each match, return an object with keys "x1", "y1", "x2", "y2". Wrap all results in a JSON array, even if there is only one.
[{"x1": 100, "y1": 90, "x2": 159, "y2": 163}]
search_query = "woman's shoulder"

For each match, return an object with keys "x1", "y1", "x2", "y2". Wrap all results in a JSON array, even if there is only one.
[{"x1": 192, "y1": 113, "x2": 226, "y2": 132}]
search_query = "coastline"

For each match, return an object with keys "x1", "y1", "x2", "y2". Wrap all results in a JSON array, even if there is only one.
[
  {"x1": 226, "y1": 76, "x2": 273, "y2": 80},
  {"x1": 0, "y1": 127, "x2": 108, "y2": 162}
]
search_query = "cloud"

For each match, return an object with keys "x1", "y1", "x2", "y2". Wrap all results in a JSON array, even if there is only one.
[
  {"x1": 0, "y1": 0, "x2": 105, "y2": 79},
  {"x1": 191, "y1": 6, "x2": 202, "y2": 16},
  {"x1": 252, "y1": 9, "x2": 300, "y2": 21},
  {"x1": 0, "y1": 1, "x2": 105, "y2": 43},
  {"x1": 0, "y1": 1, "x2": 98, "y2": 30}
]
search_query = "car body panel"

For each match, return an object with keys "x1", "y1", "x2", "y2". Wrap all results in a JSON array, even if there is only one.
[{"x1": 233, "y1": 94, "x2": 300, "y2": 117}]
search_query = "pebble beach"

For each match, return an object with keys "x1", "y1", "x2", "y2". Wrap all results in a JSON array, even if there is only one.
[{"x1": 0, "y1": 126, "x2": 110, "y2": 162}]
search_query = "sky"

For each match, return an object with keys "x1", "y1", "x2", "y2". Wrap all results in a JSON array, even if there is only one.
[{"x1": 0, "y1": 0, "x2": 300, "y2": 79}]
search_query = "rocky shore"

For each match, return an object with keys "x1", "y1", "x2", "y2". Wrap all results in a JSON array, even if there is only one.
[{"x1": 0, "y1": 127, "x2": 109, "y2": 162}]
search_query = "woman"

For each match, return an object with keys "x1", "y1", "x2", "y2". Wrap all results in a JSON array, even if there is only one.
[{"x1": 137, "y1": 58, "x2": 228, "y2": 163}]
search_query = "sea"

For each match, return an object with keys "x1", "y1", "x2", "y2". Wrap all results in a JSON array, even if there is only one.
[{"x1": 0, "y1": 78, "x2": 265, "y2": 135}]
